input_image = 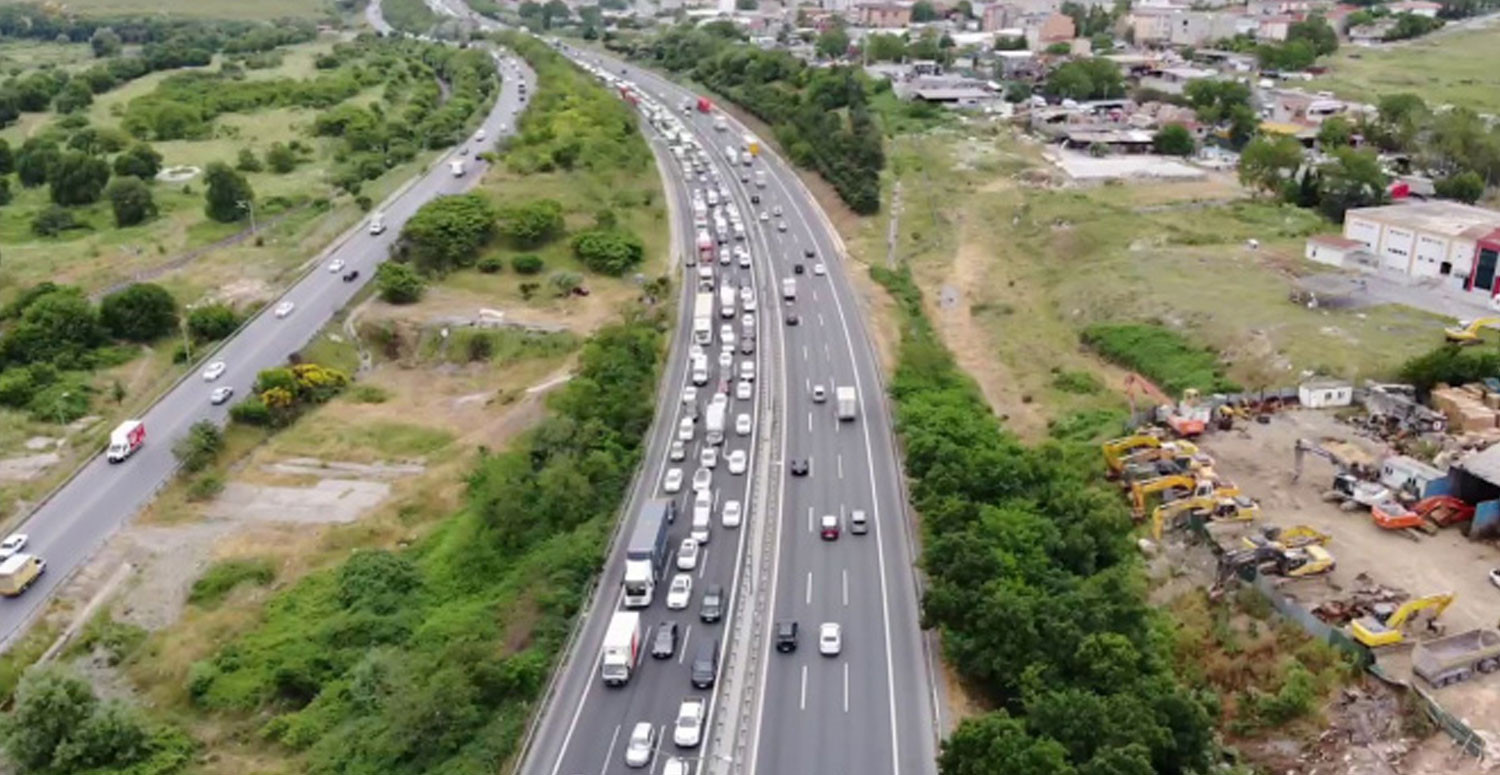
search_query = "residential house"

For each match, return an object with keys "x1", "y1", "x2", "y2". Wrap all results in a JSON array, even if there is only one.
[
  {"x1": 856, "y1": 1, "x2": 912, "y2": 27},
  {"x1": 1257, "y1": 15, "x2": 1298, "y2": 41},
  {"x1": 1138, "y1": 66, "x2": 1219, "y2": 95},
  {"x1": 1348, "y1": 19, "x2": 1396, "y2": 43},
  {"x1": 1022, "y1": 11, "x2": 1074, "y2": 49},
  {"x1": 1246, "y1": 0, "x2": 1315, "y2": 16},
  {"x1": 1265, "y1": 88, "x2": 1359, "y2": 126},
  {"x1": 1131, "y1": 7, "x2": 1240, "y2": 47},
  {"x1": 995, "y1": 48, "x2": 1038, "y2": 78},
  {"x1": 1390, "y1": 0, "x2": 1441, "y2": 17}
]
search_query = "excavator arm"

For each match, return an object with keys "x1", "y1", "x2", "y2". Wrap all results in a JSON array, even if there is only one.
[{"x1": 1445, "y1": 316, "x2": 1500, "y2": 344}]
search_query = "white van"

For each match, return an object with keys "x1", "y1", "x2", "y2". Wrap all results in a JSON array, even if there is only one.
[
  {"x1": 692, "y1": 491, "x2": 712, "y2": 544},
  {"x1": 368, "y1": 212, "x2": 386, "y2": 235}
]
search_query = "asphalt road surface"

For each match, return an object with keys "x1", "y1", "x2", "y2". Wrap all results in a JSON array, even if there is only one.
[{"x1": 0, "y1": 43, "x2": 532, "y2": 649}]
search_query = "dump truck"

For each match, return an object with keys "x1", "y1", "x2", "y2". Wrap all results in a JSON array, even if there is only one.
[
  {"x1": 836, "y1": 386, "x2": 858, "y2": 421},
  {"x1": 0, "y1": 554, "x2": 46, "y2": 597},
  {"x1": 622, "y1": 499, "x2": 672, "y2": 608},
  {"x1": 1413, "y1": 629, "x2": 1500, "y2": 688},
  {"x1": 107, "y1": 420, "x2": 146, "y2": 463},
  {"x1": 693, "y1": 292, "x2": 714, "y2": 345},
  {"x1": 600, "y1": 610, "x2": 642, "y2": 686}
]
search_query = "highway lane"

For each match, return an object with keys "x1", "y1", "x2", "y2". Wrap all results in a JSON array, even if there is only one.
[{"x1": 0, "y1": 45, "x2": 532, "y2": 649}]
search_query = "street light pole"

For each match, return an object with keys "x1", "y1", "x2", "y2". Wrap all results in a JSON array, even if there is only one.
[{"x1": 238, "y1": 198, "x2": 257, "y2": 237}]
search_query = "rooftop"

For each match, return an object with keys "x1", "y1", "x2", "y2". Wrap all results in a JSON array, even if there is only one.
[
  {"x1": 1347, "y1": 201, "x2": 1500, "y2": 239},
  {"x1": 1460, "y1": 443, "x2": 1500, "y2": 486},
  {"x1": 1064, "y1": 128, "x2": 1156, "y2": 144},
  {"x1": 913, "y1": 86, "x2": 994, "y2": 101}
]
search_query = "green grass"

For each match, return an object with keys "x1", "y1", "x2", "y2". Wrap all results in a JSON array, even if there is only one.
[
  {"x1": 381, "y1": 0, "x2": 441, "y2": 33},
  {"x1": 188, "y1": 558, "x2": 278, "y2": 609},
  {"x1": 1309, "y1": 24, "x2": 1500, "y2": 114},
  {"x1": 268, "y1": 417, "x2": 457, "y2": 463},
  {"x1": 0, "y1": 39, "x2": 96, "y2": 72},
  {"x1": 1082, "y1": 323, "x2": 1240, "y2": 396},
  {"x1": 61, "y1": 0, "x2": 340, "y2": 20}
]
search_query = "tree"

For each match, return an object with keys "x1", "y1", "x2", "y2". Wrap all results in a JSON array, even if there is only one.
[
  {"x1": 1316, "y1": 115, "x2": 1353, "y2": 148},
  {"x1": 816, "y1": 26, "x2": 850, "y2": 60},
  {"x1": 1237, "y1": 134, "x2": 1305, "y2": 196},
  {"x1": 187, "y1": 303, "x2": 239, "y2": 341},
  {"x1": 235, "y1": 148, "x2": 263, "y2": 173},
  {"x1": 173, "y1": 419, "x2": 224, "y2": 473},
  {"x1": 1153, "y1": 124, "x2": 1195, "y2": 156},
  {"x1": 1288, "y1": 15, "x2": 1338, "y2": 56},
  {"x1": 497, "y1": 198, "x2": 564, "y2": 248},
  {"x1": 0, "y1": 177, "x2": 10, "y2": 207},
  {"x1": 866, "y1": 33, "x2": 907, "y2": 62},
  {"x1": 16, "y1": 138, "x2": 61, "y2": 187},
  {"x1": 265, "y1": 142, "x2": 298, "y2": 173},
  {"x1": 911, "y1": 0, "x2": 939, "y2": 22},
  {"x1": 1, "y1": 665, "x2": 98, "y2": 772},
  {"x1": 1317, "y1": 147, "x2": 1387, "y2": 221},
  {"x1": 54, "y1": 80, "x2": 94, "y2": 114},
  {"x1": 112, "y1": 142, "x2": 162, "y2": 180},
  {"x1": 376, "y1": 261, "x2": 425, "y2": 304},
  {"x1": 203, "y1": 162, "x2": 254, "y2": 223},
  {"x1": 572, "y1": 228, "x2": 645, "y2": 275},
  {"x1": 105, "y1": 176, "x2": 157, "y2": 227},
  {"x1": 49, "y1": 152, "x2": 111, "y2": 206},
  {"x1": 0, "y1": 137, "x2": 12, "y2": 175},
  {"x1": 100, "y1": 283, "x2": 176, "y2": 342},
  {"x1": 939, "y1": 713, "x2": 1077, "y2": 775},
  {"x1": 0, "y1": 285, "x2": 102, "y2": 366},
  {"x1": 399, "y1": 194, "x2": 497, "y2": 273},
  {"x1": 1045, "y1": 58, "x2": 1124, "y2": 100},
  {"x1": 68, "y1": 127, "x2": 129, "y2": 155},
  {"x1": 1436, "y1": 170, "x2": 1485, "y2": 204},
  {"x1": 1046, "y1": 42, "x2": 1072, "y2": 55},
  {"x1": 90, "y1": 27, "x2": 122, "y2": 58}
]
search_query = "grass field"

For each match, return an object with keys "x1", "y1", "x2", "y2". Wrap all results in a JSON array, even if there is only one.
[
  {"x1": 0, "y1": 39, "x2": 97, "y2": 72},
  {"x1": 59, "y1": 0, "x2": 340, "y2": 21},
  {"x1": 1309, "y1": 20, "x2": 1500, "y2": 114}
]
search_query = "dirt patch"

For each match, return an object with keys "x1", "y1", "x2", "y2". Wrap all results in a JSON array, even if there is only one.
[
  {"x1": 203, "y1": 479, "x2": 395, "y2": 524},
  {"x1": 213, "y1": 278, "x2": 273, "y2": 308},
  {"x1": 0, "y1": 453, "x2": 61, "y2": 483}
]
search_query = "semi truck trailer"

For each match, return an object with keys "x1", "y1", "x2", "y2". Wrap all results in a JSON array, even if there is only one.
[{"x1": 622, "y1": 499, "x2": 673, "y2": 608}]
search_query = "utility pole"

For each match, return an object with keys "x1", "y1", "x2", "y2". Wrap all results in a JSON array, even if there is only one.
[{"x1": 237, "y1": 198, "x2": 257, "y2": 238}]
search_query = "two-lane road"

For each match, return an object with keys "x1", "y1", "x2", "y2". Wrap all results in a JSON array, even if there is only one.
[{"x1": 0, "y1": 42, "x2": 533, "y2": 649}]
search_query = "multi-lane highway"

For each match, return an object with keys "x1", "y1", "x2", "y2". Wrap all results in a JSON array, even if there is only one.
[
  {"x1": 499, "y1": 33, "x2": 939, "y2": 775},
  {"x1": 0, "y1": 40, "x2": 531, "y2": 648}
]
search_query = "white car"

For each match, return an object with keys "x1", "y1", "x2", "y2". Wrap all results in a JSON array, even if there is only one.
[
  {"x1": 664, "y1": 467, "x2": 685, "y2": 493},
  {"x1": 682, "y1": 385, "x2": 698, "y2": 405},
  {"x1": 735, "y1": 380, "x2": 753, "y2": 400},
  {"x1": 719, "y1": 325, "x2": 735, "y2": 347},
  {"x1": 759, "y1": 211, "x2": 769, "y2": 222},
  {"x1": 677, "y1": 537, "x2": 700, "y2": 570},
  {"x1": 210, "y1": 386, "x2": 234, "y2": 405},
  {"x1": 819, "y1": 622, "x2": 842, "y2": 656},
  {"x1": 722, "y1": 499, "x2": 742, "y2": 528},
  {"x1": 666, "y1": 573, "x2": 693, "y2": 609},
  {"x1": 678, "y1": 417, "x2": 696, "y2": 441},
  {"x1": 674, "y1": 697, "x2": 706, "y2": 748},
  {"x1": 743, "y1": 291, "x2": 757, "y2": 312},
  {"x1": 718, "y1": 351, "x2": 733, "y2": 371},
  {"x1": 736, "y1": 413, "x2": 752, "y2": 436},
  {"x1": 692, "y1": 466, "x2": 712, "y2": 492},
  {"x1": 813, "y1": 262, "x2": 826, "y2": 276},
  {"x1": 812, "y1": 384, "x2": 827, "y2": 403},
  {"x1": 669, "y1": 439, "x2": 687, "y2": 462},
  {"x1": 624, "y1": 721, "x2": 656, "y2": 768},
  {"x1": 777, "y1": 220, "x2": 787, "y2": 232},
  {"x1": 773, "y1": 205, "x2": 783, "y2": 216},
  {"x1": 727, "y1": 449, "x2": 747, "y2": 475},
  {"x1": 0, "y1": 534, "x2": 28, "y2": 559},
  {"x1": 739, "y1": 361, "x2": 755, "y2": 381},
  {"x1": 700, "y1": 447, "x2": 719, "y2": 469},
  {"x1": 328, "y1": 259, "x2": 346, "y2": 273},
  {"x1": 273, "y1": 301, "x2": 295, "y2": 318},
  {"x1": 738, "y1": 250, "x2": 751, "y2": 269},
  {"x1": 741, "y1": 313, "x2": 755, "y2": 330},
  {"x1": 663, "y1": 757, "x2": 689, "y2": 775},
  {"x1": 201, "y1": 361, "x2": 227, "y2": 382}
]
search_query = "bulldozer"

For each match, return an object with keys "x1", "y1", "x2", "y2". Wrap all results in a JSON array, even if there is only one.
[
  {"x1": 1216, "y1": 543, "x2": 1335, "y2": 587},
  {"x1": 1350, "y1": 592, "x2": 1455, "y2": 647},
  {"x1": 1151, "y1": 494, "x2": 1260, "y2": 540},
  {"x1": 1444, "y1": 316, "x2": 1500, "y2": 345},
  {"x1": 1130, "y1": 473, "x2": 1239, "y2": 520},
  {"x1": 1240, "y1": 524, "x2": 1331, "y2": 551}
]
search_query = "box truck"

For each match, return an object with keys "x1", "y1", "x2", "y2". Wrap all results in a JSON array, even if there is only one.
[
  {"x1": 450, "y1": 159, "x2": 465, "y2": 177},
  {"x1": 107, "y1": 420, "x2": 146, "y2": 463},
  {"x1": 836, "y1": 386, "x2": 858, "y2": 421},
  {"x1": 706, "y1": 397, "x2": 727, "y2": 446},
  {"x1": 781, "y1": 277, "x2": 796, "y2": 300},
  {"x1": 600, "y1": 610, "x2": 642, "y2": 686},
  {"x1": 622, "y1": 499, "x2": 673, "y2": 607},
  {"x1": 0, "y1": 554, "x2": 46, "y2": 597},
  {"x1": 719, "y1": 286, "x2": 737, "y2": 319},
  {"x1": 693, "y1": 292, "x2": 714, "y2": 346},
  {"x1": 742, "y1": 133, "x2": 760, "y2": 156}
]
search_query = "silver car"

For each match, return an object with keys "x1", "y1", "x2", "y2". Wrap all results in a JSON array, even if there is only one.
[{"x1": 624, "y1": 721, "x2": 655, "y2": 768}]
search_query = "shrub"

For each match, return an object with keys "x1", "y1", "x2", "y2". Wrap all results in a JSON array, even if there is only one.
[
  {"x1": 30, "y1": 205, "x2": 82, "y2": 237},
  {"x1": 172, "y1": 419, "x2": 224, "y2": 473},
  {"x1": 477, "y1": 256, "x2": 504, "y2": 274},
  {"x1": 186, "y1": 473, "x2": 225, "y2": 502},
  {"x1": 348, "y1": 385, "x2": 390, "y2": 403},
  {"x1": 1052, "y1": 369, "x2": 1103, "y2": 395},
  {"x1": 187, "y1": 303, "x2": 240, "y2": 341},
  {"x1": 376, "y1": 261, "x2": 425, "y2": 304},
  {"x1": 99, "y1": 283, "x2": 177, "y2": 342},
  {"x1": 512, "y1": 253, "x2": 544, "y2": 274},
  {"x1": 571, "y1": 228, "x2": 644, "y2": 275},
  {"x1": 235, "y1": 147, "x2": 263, "y2": 172},
  {"x1": 1081, "y1": 323, "x2": 1239, "y2": 396},
  {"x1": 229, "y1": 397, "x2": 272, "y2": 425},
  {"x1": 188, "y1": 558, "x2": 276, "y2": 608},
  {"x1": 497, "y1": 198, "x2": 564, "y2": 248}
]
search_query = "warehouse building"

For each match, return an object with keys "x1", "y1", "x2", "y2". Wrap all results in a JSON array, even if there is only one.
[{"x1": 1304, "y1": 201, "x2": 1500, "y2": 299}]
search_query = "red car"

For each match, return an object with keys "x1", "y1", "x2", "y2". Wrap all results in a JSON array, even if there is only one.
[{"x1": 819, "y1": 514, "x2": 840, "y2": 541}]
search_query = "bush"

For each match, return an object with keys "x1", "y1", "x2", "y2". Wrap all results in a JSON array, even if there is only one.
[
  {"x1": 1081, "y1": 323, "x2": 1239, "y2": 396},
  {"x1": 497, "y1": 198, "x2": 565, "y2": 248},
  {"x1": 1052, "y1": 369, "x2": 1102, "y2": 394},
  {"x1": 104, "y1": 176, "x2": 158, "y2": 227},
  {"x1": 235, "y1": 147, "x2": 263, "y2": 172},
  {"x1": 229, "y1": 397, "x2": 272, "y2": 425},
  {"x1": 187, "y1": 303, "x2": 240, "y2": 341},
  {"x1": 348, "y1": 385, "x2": 389, "y2": 403},
  {"x1": 99, "y1": 283, "x2": 177, "y2": 342},
  {"x1": 571, "y1": 228, "x2": 644, "y2": 275},
  {"x1": 26, "y1": 380, "x2": 91, "y2": 424},
  {"x1": 172, "y1": 419, "x2": 224, "y2": 473},
  {"x1": 31, "y1": 205, "x2": 82, "y2": 237},
  {"x1": 376, "y1": 261, "x2": 426, "y2": 304},
  {"x1": 477, "y1": 256, "x2": 504, "y2": 274},
  {"x1": 188, "y1": 558, "x2": 276, "y2": 608},
  {"x1": 512, "y1": 253, "x2": 544, "y2": 274},
  {"x1": 186, "y1": 473, "x2": 225, "y2": 502}
]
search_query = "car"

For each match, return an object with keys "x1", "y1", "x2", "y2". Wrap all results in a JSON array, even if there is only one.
[
  {"x1": 759, "y1": 211, "x2": 769, "y2": 222},
  {"x1": 740, "y1": 338, "x2": 755, "y2": 355},
  {"x1": 851, "y1": 509, "x2": 869, "y2": 535},
  {"x1": 669, "y1": 439, "x2": 687, "y2": 462},
  {"x1": 773, "y1": 205, "x2": 783, "y2": 216},
  {"x1": 717, "y1": 377, "x2": 732, "y2": 396},
  {"x1": 699, "y1": 584, "x2": 724, "y2": 623},
  {"x1": 813, "y1": 262, "x2": 826, "y2": 276},
  {"x1": 273, "y1": 300, "x2": 295, "y2": 318},
  {"x1": 342, "y1": 270, "x2": 360, "y2": 282},
  {"x1": 741, "y1": 312, "x2": 755, "y2": 329},
  {"x1": 691, "y1": 638, "x2": 719, "y2": 688},
  {"x1": 793, "y1": 263, "x2": 805, "y2": 275},
  {"x1": 750, "y1": 193, "x2": 761, "y2": 204},
  {"x1": 738, "y1": 251, "x2": 751, "y2": 269},
  {"x1": 719, "y1": 324, "x2": 736, "y2": 347},
  {"x1": 677, "y1": 537, "x2": 700, "y2": 570},
  {"x1": 682, "y1": 399, "x2": 699, "y2": 420},
  {"x1": 664, "y1": 467, "x2": 684, "y2": 493},
  {"x1": 624, "y1": 722, "x2": 656, "y2": 768},
  {"x1": 210, "y1": 386, "x2": 235, "y2": 405},
  {"x1": 820, "y1": 513, "x2": 840, "y2": 540},
  {"x1": 785, "y1": 312, "x2": 800, "y2": 326},
  {"x1": 201, "y1": 361, "x2": 227, "y2": 382},
  {"x1": 718, "y1": 350, "x2": 733, "y2": 371},
  {"x1": 790, "y1": 458, "x2": 809, "y2": 476},
  {"x1": 700, "y1": 447, "x2": 719, "y2": 469},
  {"x1": 652, "y1": 621, "x2": 680, "y2": 658},
  {"x1": 682, "y1": 385, "x2": 698, "y2": 405},
  {"x1": 736, "y1": 413, "x2": 752, "y2": 436},
  {"x1": 812, "y1": 384, "x2": 827, "y2": 403},
  {"x1": 459, "y1": 146, "x2": 469, "y2": 155},
  {"x1": 740, "y1": 172, "x2": 750, "y2": 183},
  {"x1": 666, "y1": 573, "x2": 693, "y2": 609},
  {"x1": 692, "y1": 466, "x2": 712, "y2": 492},
  {"x1": 678, "y1": 417, "x2": 696, "y2": 441},
  {"x1": 735, "y1": 380, "x2": 753, "y2": 400},
  {"x1": 722, "y1": 499, "x2": 742, "y2": 528},
  {"x1": 328, "y1": 259, "x2": 346, "y2": 273},
  {"x1": 727, "y1": 449, "x2": 747, "y2": 475},
  {"x1": 803, "y1": 247, "x2": 816, "y2": 259},
  {"x1": 1491, "y1": 568, "x2": 1500, "y2": 589},
  {"x1": 739, "y1": 361, "x2": 755, "y2": 381},
  {"x1": 742, "y1": 290, "x2": 757, "y2": 312},
  {"x1": 0, "y1": 534, "x2": 28, "y2": 560},
  {"x1": 663, "y1": 757, "x2": 689, "y2": 775},
  {"x1": 775, "y1": 620, "x2": 799, "y2": 653},
  {"x1": 674, "y1": 697, "x2": 706, "y2": 748},
  {"x1": 777, "y1": 220, "x2": 787, "y2": 232},
  {"x1": 819, "y1": 622, "x2": 842, "y2": 656}
]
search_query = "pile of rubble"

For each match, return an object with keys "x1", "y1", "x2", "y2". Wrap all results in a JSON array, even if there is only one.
[{"x1": 1311, "y1": 573, "x2": 1410, "y2": 627}]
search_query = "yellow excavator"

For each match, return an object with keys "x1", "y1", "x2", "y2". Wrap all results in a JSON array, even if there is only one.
[
  {"x1": 1350, "y1": 592, "x2": 1455, "y2": 647},
  {"x1": 1130, "y1": 473, "x2": 1239, "y2": 520},
  {"x1": 1102, "y1": 434, "x2": 1164, "y2": 475},
  {"x1": 1216, "y1": 543, "x2": 1335, "y2": 587},
  {"x1": 1239, "y1": 524, "x2": 1331, "y2": 551},
  {"x1": 1151, "y1": 494, "x2": 1260, "y2": 540},
  {"x1": 1445, "y1": 317, "x2": 1500, "y2": 344},
  {"x1": 1118, "y1": 442, "x2": 1215, "y2": 486}
]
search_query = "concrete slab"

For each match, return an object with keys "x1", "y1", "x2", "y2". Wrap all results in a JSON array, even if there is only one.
[{"x1": 203, "y1": 479, "x2": 392, "y2": 524}]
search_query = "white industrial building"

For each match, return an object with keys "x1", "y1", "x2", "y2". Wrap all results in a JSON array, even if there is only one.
[{"x1": 1304, "y1": 201, "x2": 1500, "y2": 300}]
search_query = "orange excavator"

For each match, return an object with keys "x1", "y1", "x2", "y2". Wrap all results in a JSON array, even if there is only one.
[
  {"x1": 1412, "y1": 495, "x2": 1475, "y2": 529},
  {"x1": 1124, "y1": 374, "x2": 1211, "y2": 438}
]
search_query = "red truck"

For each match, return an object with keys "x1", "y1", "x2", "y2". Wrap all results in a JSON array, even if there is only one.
[
  {"x1": 696, "y1": 96, "x2": 712, "y2": 113},
  {"x1": 107, "y1": 420, "x2": 146, "y2": 463},
  {"x1": 618, "y1": 86, "x2": 638, "y2": 106}
]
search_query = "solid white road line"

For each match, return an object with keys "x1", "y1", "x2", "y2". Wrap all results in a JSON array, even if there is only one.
[
  {"x1": 805, "y1": 571, "x2": 813, "y2": 606},
  {"x1": 600, "y1": 725, "x2": 622, "y2": 775},
  {"x1": 843, "y1": 569, "x2": 849, "y2": 607},
  {"x1": 800, "y1": 664, "x2": 808, "y2": 711},
  {"x1": 844, "y1": 663, "x2": 850, "y2": 713},
  {"x1": 679, "y1": 625, "x2": 693, "y2": 664}
]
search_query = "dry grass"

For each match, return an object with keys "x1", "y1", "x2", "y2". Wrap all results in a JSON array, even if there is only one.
[
  {"x1": 61, "y1": 0, "x2": 339, "y2": 20},
  {"x1": 1309, "y1": 19, "x2": 1500, "y2": 115}
]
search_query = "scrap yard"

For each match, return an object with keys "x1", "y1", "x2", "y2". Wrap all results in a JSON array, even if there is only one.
[{"x1": 1114, "y1": 378, "x2": 1500, "y2": 754}]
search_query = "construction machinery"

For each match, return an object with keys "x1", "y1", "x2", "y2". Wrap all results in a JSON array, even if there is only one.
[
  {"x1": 1151, "y1": 494, "x2": 1260, "y2": 540},
  {"x1": 1117, "y1": 441, "x2": 1215, "y2": 485},
  {"x1": 1444, "y1": 317, "x2": 1500, "y2": 344},
  {"x1": 1102, "y1": 434, "x2": 1165, "y2": 475},
  {"x1": 1159, "y1": 387, "x2": 1212, "y2": 438},
  {"x1": 1240, "y1": 524, "x2": 1332, "y2": 550},
  {"x1": 1216, "y1": 543, "x2": 1335, "y2": 587},
  {"x1": 1370, "y1": 499, "x2": 1430, "y2": 533},
  {"x1": 1362, "y1": 383, "x2": 1447, "y2": 435},
  {"x1": 1130, "y1": 473, "x2": 1239, "y2": 520},
  {"x1": 1349, "y1": 592, "x2": 1455, "y2": 648},
  {"x1": 1413, "y1": 495, "x2": 1475, "y2": 529},
  {"x1": 1413, "y1": 629, "x2": 1500, "y2": 688}
]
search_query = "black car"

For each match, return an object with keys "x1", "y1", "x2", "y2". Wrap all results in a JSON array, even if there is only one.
[
  {"x1": 785, "y1": 313, "x2": 800, "y2": 326},
  {"x1": 699, "y1": 584, "x2": 724, "y2": 623},
  {"x1": 651, "y1": 621, "x2": 679, "y2": 659},
  {"x1": 789, "y1": 458, "x2": 809, "y2": 476},
  {"x1": 793, "y1": 263, "x2": 805, "y2": 275},
  {"x1": 775, "y1": 621, "x2": 799, "y2": 653},
  {"x1": 803, "y1": 247, "x2": 816, "y2": 259},
  {"x1": 691, "y1": 639, "x2": 719, "y2": 689},
  {"x1": 342, "y1": 270, "x2": 360, "y2": 282},
  {"x1": 750, "y1": 193, "x2": 761, "y2": 204}
]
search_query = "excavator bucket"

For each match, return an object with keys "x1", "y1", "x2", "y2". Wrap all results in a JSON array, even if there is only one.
[
  {"x1": 1413, "y1": 495, "x2": 1475, "y2": 528},
  {"x1": 1372, "y1": 500, "x2": 1424, "y2": 531}
]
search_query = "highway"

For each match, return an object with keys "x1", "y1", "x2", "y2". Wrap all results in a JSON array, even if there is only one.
[{"x1": 0, "y1": 38, "x2": 532, "y2": 649}]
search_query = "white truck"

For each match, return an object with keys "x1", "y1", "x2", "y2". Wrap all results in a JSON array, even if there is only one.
[
  {"x1": 622, "y1": 499, "x2": 673, "y2": 608},
  {"x1": 781, "y1": 276, "x2": 796, "y2": 300},
  {"x1": 449, "y1": 159, "x2": 465, "y2": 177},
  {"x1": 706, "y1": 397, "x2": 727, "y2": 446},
  {"x1": 600, "y1": 610, "x2": 642, "y2": 686},
  {"x1": 713, "y1": 115, "x2": 727, "y2": 132},
  {"x1": 693, "y1": 292, "x2": 714, "y2": 345},
  {"x1": 719, "y1": 286, "x2": 737, "y2": 319},
  {"x1": 754, "y1": 170, "x2": 766, "y2": 188},
  {"x1": 106, "y1": 420, "x2": 146, "y2": 463},
  {"x1": 836, "y1": 386, "x2": 858, "y2": 421}
]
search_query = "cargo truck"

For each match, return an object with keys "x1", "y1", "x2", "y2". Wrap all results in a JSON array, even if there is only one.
[
  {"x1": 836, "y1": 387, "x2": 858, "y2": 421},
  {"x1": 1413, "y1": 629, "x2": 1500, "y2": 688},
  {"x1": 0, "y1": 554, "x2": 46, "y2": 597},
  {"x1": 706, "y1": 397, "x2": 727, "y2": 445},
  {"x1": 719, "y1": 286, "x2": 737, "y2": 319},
  {"x1": 622, "y1": 499, "x2": 673, "y2": 607},
  {"x1": 782, "y1": 277, "x2": 796, "y2": 300},
  {"x1": 600, "y1": 610, "x2": 642, "y2": 686},
  {"x1": 742, "y1": 133, "x2": 760, "y2": 156},
  {"x1": 693, "y1": 292, "x2": 714, "y2": 345},
  {"x1": 107, "y1": 420, "x2": 146, "y2": 463},
  {"x1": 450, "y1": 159, "x2": 465, "y2": 177}
]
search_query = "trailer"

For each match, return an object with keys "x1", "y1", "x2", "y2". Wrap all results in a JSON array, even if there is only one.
[
  {"x1": 693, "y1": 292, "x2": 714, "y2": 345},
  {"x1": 622, "y1": 499, "x2": 673, "y2": 608},
  {"x1": 1413, "y1": 629, "x2": 1500, "y2": 688}
]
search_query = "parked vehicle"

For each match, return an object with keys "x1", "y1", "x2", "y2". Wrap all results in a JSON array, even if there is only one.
[
  {"x1": 1413, "y1": 629, "x2": 1500, "y2": 688},
  {"x1": 107, "y1": 420, "x2": 146, "y2": 463}
]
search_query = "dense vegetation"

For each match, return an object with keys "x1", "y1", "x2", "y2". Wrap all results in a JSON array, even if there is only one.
[
  {"x1": 1399, "y1": 344, "x2": 1500, "y2": 394},
  {"x1": 610, "y1": 23, "x2": 884, "y2": 214},
  {"x1": 187, "y1": 315, "x2": 663, "y2": 774},
  {"x1": 872, "y1": 266, "x2": 1217, "y2": 775},
  {"x1": 1082, "y1": 323, "x2": 1240, "y2": 396}
]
